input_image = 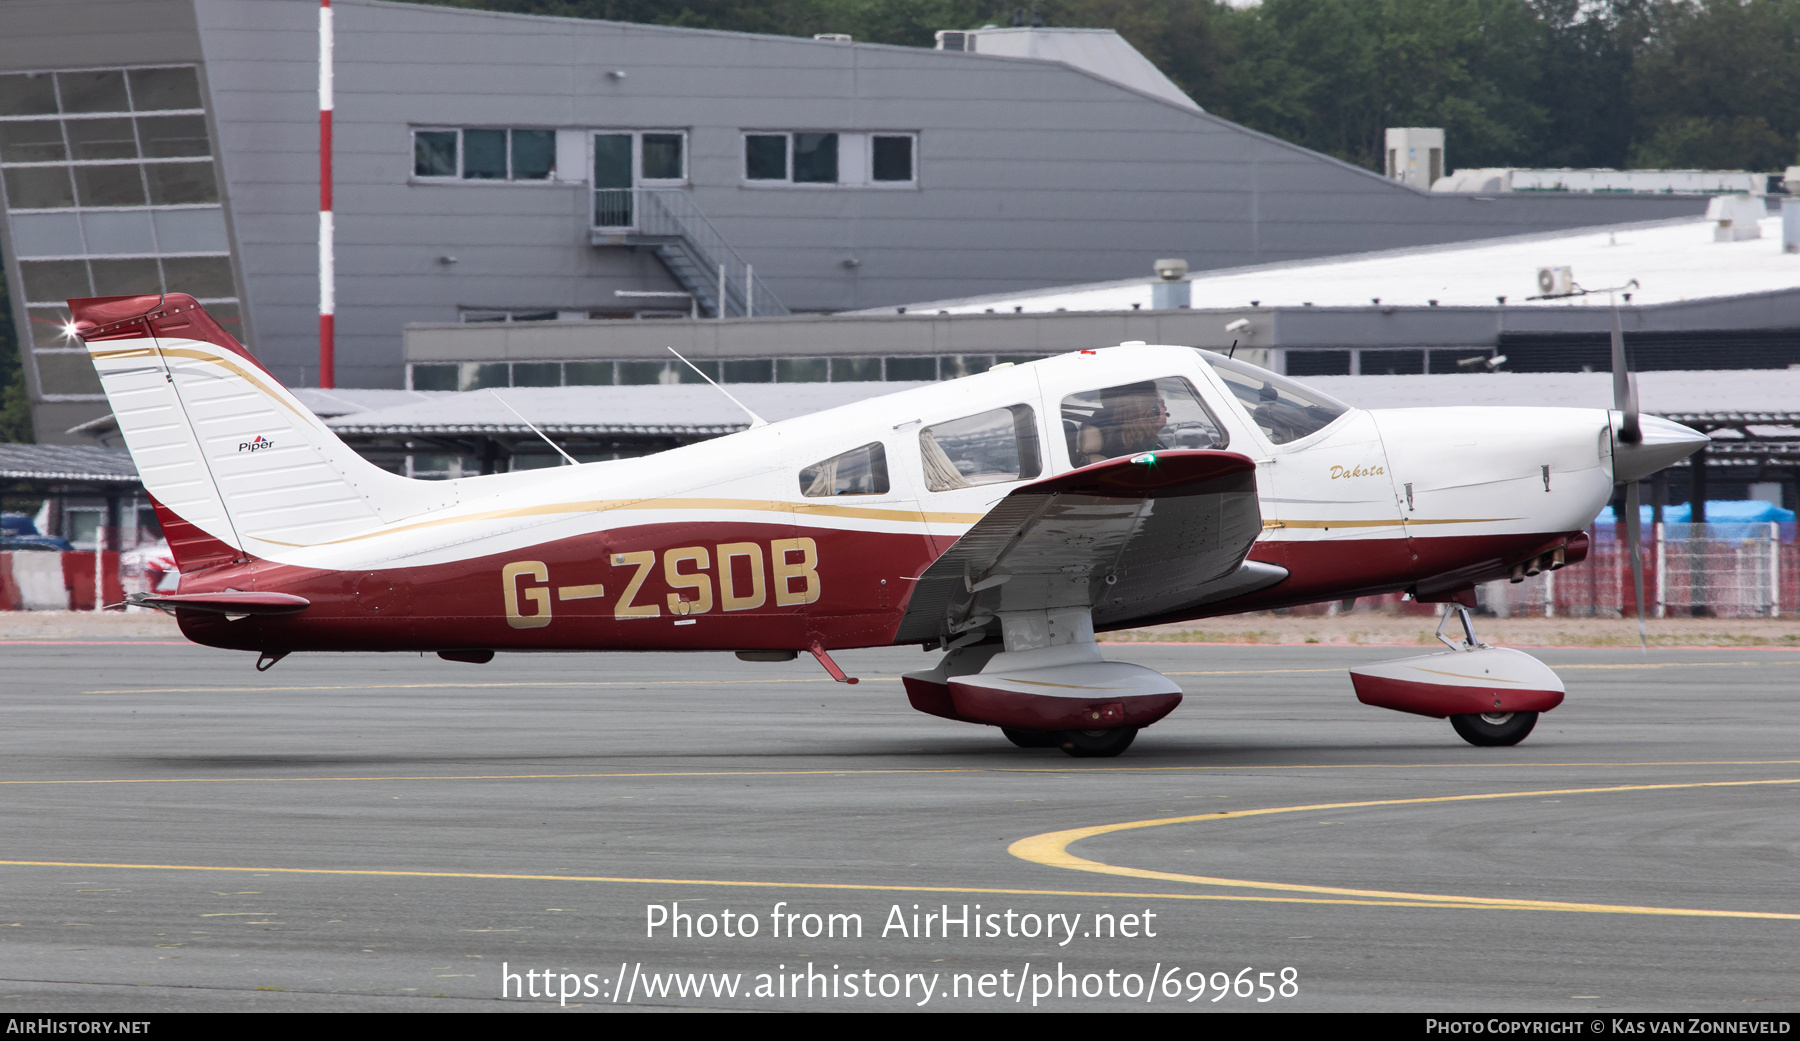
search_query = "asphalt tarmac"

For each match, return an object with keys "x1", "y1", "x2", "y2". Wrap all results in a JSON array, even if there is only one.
[{"x1": 2, "y1": 636, "x2": 1798, "y2": 1013}]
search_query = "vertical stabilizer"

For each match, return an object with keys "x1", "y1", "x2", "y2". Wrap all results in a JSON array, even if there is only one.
[{"x1": 74, "y1": 295, "x2": 450, "y2": 562}]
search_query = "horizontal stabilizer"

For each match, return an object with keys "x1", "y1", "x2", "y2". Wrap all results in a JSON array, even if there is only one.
[{"x1": 127, "y1": 591, "x2": 311, "y2": 616}]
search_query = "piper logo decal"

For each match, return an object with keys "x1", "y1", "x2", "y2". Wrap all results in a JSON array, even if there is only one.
[{"x1": 238, "y1": 435, "x2": 274, "y2": 453}]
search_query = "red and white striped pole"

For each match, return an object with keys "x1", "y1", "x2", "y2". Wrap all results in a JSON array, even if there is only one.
[{"x1": 318, "y1": 0, "x2": 335, "y2": 388}]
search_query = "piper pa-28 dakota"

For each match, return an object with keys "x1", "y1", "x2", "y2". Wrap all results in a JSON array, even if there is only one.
[{"x1": 73, "y1": 293, "x2": 1706, "y2": 757}]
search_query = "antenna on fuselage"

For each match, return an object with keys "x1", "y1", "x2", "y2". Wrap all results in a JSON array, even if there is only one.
[
  {"x1": 489, "y1": 390, "x2": 579, "y2": 466},
  {"x1": 667, "y1": 347, "x2": 768, "y2": 429}
]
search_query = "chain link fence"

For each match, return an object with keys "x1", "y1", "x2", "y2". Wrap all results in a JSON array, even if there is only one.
[{"x1": 1479, "y1": 523, "x2": 1796, "y2": 619}]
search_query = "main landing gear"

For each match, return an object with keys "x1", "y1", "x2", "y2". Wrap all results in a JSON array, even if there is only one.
[
  {"x1": 1449, "y1": 711, "x2": 1538, "y2": 747},
  {"x1": 902, "y1": 613, "x2": 1181, "y2": 759},
  {"x1": 1003, "y1": 725, "x2": 1140, "y2": 757},
  {"x1": 1348, "y1": 604, "x2": 1564, "y2": 748}
]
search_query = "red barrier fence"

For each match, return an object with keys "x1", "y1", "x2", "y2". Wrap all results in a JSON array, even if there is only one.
[
  {"x1": 0, "y1": 551, "x2": 125, "y2": 611},
  {"x1": 1481, "y1": 523, "x2": 1796, "y2": 619}
]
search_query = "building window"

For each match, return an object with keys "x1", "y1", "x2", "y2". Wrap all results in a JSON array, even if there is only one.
[
  {"x1": 871, "y1": 135, "x2": 914, "y2": 183},
  {"x1": 591, "y1": 130, "x2": 688, "y2": 228},
  {"x1": 0, "y1": 64, "x2": 241, "y2": 401},
  {"x1": 640, "y1": 133, "x2": 684, "y2": 181},
  {"x1": 793, "y1": 133, "x2": 837, "y2": 183},
  {"x1": 459, "y1": 309, "x2": 560, "y2": 323},
  {"x1": 412, "y1": 128, "x2": 555, "y2": 181},
  {"x1": 413, "y1": 130, "x2": 456, "y2": 177},
  {"x1": 743, "y1": 132, "x2": 915, "y2": 186},
  {"x1": 745, "y1": 134, "x2": 786, "y2": 180},
  {"x1": 402, "y1": 354, "x2": 1053, "y2": 392}
]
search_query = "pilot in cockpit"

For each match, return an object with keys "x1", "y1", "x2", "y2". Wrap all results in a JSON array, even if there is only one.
[{"x1": 1075, "y1": 381, "x2": 1168, "y2": 466}]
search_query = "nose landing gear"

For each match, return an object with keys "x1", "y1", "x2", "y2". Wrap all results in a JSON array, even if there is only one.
[
  {"x1": 1349, "y1": 604, "x2": 1564, "y2": 747},
  {"x1": 1437, "y1": 607, "x2": 1539, "y2": 747}
]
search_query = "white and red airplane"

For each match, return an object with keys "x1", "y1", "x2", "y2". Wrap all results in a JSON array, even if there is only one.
[{"x1": 73, "y1": 293, "x2": 1706, "y2": 756}]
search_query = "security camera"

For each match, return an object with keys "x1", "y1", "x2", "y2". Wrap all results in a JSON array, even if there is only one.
[
  {"x1": 1154, "y1": 258, "x2": 1188, "y2": 282},
  {"x1": 1224, "y1": 318, "x2": 1250, "y2": 334}
]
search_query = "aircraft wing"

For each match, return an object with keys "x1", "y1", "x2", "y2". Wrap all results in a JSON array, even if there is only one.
[{"x1": 893, "y1": 450, "x2": 1285, "y2": 644}]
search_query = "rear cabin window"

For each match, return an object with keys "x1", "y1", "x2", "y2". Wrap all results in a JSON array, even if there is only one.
[
  {"x1": 799, "y1": 442, "x2": 889, "y2": 496},
  {"x1": 919, "y1": 405, "x2": 1041, "y2": 491},
  {"x1": 1204, "y1": 353, "x2": 1350, "y2": 445},
  {"x1": 1062, "y1": 376, "x2": 1226, "y2": 467}
]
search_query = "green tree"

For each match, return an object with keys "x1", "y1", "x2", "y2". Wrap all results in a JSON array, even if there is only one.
[
  {"x1": 405, "y1": 0, "x2": 1800, "y2": 175},
  {"x1": 1525, "y1": 0, "x2": 1649, "y2": 168},
  {"x1": 1206, "y1": 0, "x2": 1548, "y2": 172},
  {"x1": 1630, "y1": 0, "x2": 1800, "y2": 170},
  {"x1": 0, "y1": 278, "x2": 34, "y2": 444}
]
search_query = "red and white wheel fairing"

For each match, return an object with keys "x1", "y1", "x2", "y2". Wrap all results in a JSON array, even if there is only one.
[{"x1": 1349, "y1": 646, "x2": 1565, "y2": 719}]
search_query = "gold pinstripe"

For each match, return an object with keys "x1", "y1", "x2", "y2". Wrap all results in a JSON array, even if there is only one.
[
  {"x1": 1265, "y1": 518, "x2": 1518, "y2": 529},
  {"x1": 91, "y1": 341, "x2": 319, "y2": 427},
  {"x1": 244, "y1": 497, "x2": 986, "y2": 550}
]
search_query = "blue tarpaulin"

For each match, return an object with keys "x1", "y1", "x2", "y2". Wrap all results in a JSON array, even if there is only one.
[{"x1": 1594, "y1": 500, "x2": 1794, "y2": 540}]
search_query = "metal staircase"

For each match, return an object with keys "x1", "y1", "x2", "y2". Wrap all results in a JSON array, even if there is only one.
[{"x1": 590, "y1": 189, "x2": 789, "y2": 318}]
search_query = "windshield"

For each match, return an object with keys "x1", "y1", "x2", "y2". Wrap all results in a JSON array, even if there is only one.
[{"x1": 1199, "y1": 351, "x2": 1350, "y2": 445}]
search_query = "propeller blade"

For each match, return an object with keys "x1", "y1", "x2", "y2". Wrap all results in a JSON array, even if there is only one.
[
  {"x1": 1625, "y1": 479, "x2": 1647, "y2": 651},
  {"x1": 1611, "y1": 297, "x2": 1641, "y2": 445}
]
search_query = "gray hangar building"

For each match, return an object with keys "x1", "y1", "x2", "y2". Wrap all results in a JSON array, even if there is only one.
[{"x1": 1, "y1": 0, "x2": 1703, "y2": 443}]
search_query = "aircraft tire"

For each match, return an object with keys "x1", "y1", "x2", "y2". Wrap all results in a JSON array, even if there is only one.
[
  {"x1": 1057, "y1": 727, "x2": 1138, "y2": 758},
  {"x1": 1002, "y1": 727, "x2": 1060, "y2": 749},
  {"x1": 1449, "y1": 711, "x2": 1539, "y2": 747}
]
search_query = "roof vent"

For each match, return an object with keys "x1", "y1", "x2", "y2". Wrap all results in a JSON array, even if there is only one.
[
  {"x1": 1706, "y1": 194, "x2": 1765, "y2": 242},
  {"x1": 935, "y1": 30, "x2": 974, "y2": 51},
  {"x1": 1151, "y1": 258, "x2": 1190, "y2": 310},
  {"x1": 814, "y1": 33, "x2": 852, "y2": 43}
]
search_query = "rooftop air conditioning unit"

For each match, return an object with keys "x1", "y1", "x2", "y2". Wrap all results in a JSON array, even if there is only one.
[
  {"x1": 1536, "y1": 266, "x2": 1572, "y2": 297},
  {"x1": 935, "y1": 30, "x2": 974, "y2": 52},
  {"x1": 813, "y1": 33, "x2": 852, "y2": 43}
]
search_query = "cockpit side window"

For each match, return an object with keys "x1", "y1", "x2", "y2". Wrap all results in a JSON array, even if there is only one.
[
  {"x1": 1202, "y1": 352, "x2": 1350, "y2": 445},
  {"x1": 919, "y1": 405, "x2": 1041, "y2": 492},
  {"x1": 799, "y1": 442, "x2": 889, "y2": 497},
  {"x1": 1062, "y1": 376, "x2": 1226, "y2": 468}
]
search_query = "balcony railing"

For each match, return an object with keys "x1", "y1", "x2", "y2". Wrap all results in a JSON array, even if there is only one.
[{"x1": 592, "y1": 188, "x2": 788, "y2": 318}]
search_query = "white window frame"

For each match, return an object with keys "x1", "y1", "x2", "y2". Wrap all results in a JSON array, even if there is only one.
[
  {"x1": 410, "y1": 126, "x2": 461, "y2": 181},
  {"x1": 587, "y1": 129, "x2": 689, "y2": 187},
  {"x1": 409, "y1": 126, "x2": 563, "y2": 184},
  {"x1": 866, "y1": 132, "x2": 918, "y2": 188},
  {"x1": 635, "y1": 130, "x2": 688, "y2": 186},
  {"x1": 740, "y1": 131, "x2": 918, "y2": 188}
]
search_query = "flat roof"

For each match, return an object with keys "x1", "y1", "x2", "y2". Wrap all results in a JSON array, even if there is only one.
[
  {"x1": 874, "y1": 216, "x2": 1800, "y2": 315},
  {"x1": 1306, "y1": 368, "x2": 1800, "y2": 419},
  {"x1": 325, "y1": 382, "x2": 932, "y2": 436},
  {"x1": 0, "y1": 444, "x2": 139, "y2": 485},
  {"x1": 326, "y1": 365, "x2": 1800, "y2": 435}
]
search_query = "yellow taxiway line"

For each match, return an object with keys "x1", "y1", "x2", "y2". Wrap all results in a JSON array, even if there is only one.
[
  {"x1": 1009, "y1": 777, "x2": 1800, "y2": 921},
  {"x1": 0, "y1": 858, "x2": 1581, "y2": 911}
]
